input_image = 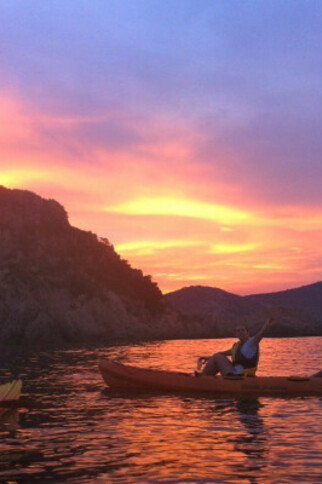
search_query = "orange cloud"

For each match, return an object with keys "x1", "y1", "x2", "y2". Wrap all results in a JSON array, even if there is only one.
[
  {"x1": 0, "y1": 168, "x2": 51, "y2": 188},
  {"x1": 1, "y1": 91, "x2": 322, "y2": 295},
  {"x1": 209, "y1": 242, "x2": 260, "y2": 254},
  {"x1": 105, "y1": 196, "x2": 252, "y2": 225},
  {"x1": 115, "y1": 239, "x2": 202, "y2": 256}
]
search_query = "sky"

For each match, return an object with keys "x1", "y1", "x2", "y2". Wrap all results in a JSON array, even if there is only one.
[{"x1": 1, "y1": 0, "x2": 322, "y2": 295}]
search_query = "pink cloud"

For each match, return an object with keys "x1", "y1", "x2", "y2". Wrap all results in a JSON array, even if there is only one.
[{"x1": 1, "y1": 90, "x2": 322, "y2": 295}]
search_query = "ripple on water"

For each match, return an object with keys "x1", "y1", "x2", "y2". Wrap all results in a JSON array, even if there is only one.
[{"x1": 0, "y1": 337, "x2": 321, "y2": 483}]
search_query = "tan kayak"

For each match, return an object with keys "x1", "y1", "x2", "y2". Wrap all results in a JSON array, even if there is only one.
[
  {"x1": 0, "y1": 380, "x2": 22, "y2": 402},
  {"x1": 99, "y1": 359, "x2": 322, "y2": 396}
]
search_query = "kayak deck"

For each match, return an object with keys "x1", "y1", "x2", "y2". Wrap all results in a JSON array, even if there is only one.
[{"x1": 99, "y1": 359, "x2": 322, "y2": 396}]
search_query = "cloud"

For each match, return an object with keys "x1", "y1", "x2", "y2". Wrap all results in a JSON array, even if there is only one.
[
  {"x1": 1, "y1": 1, "x2": 322, "y2": 294},
  {"x1": 115, "y1": 239, "x2": 202, "y2": 256},
  {"x1": 105, "y1": 196, "x2": 252, "y2": 225},
  {"x1": 209, "y1": 243, "x2": 260, "y2": 254}
]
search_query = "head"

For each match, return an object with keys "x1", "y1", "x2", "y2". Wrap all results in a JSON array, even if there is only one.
[{"x1": 235, "y1": 325, "x2": 249, "y2": 342}]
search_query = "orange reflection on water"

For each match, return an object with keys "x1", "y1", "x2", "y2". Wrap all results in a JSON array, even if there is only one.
[{"x1": 1, "y1": 338, "x2": 321, "y2": 482}]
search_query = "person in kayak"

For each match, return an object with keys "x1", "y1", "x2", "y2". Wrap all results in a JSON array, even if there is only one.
[{"x1": 198, "y1": 317, "x2": 274, "y2": 377}]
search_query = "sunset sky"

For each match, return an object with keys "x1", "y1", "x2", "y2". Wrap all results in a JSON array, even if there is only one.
[{"x1": 1, "y1": 0, "x2": 322, "y2": 295}]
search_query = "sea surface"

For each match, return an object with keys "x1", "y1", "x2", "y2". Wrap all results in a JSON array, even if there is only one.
[{"x1": 1, "y1": 337, "x2": 322, "y2": 483}]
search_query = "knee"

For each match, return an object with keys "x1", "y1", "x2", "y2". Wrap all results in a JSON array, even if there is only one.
[
  {"x1": 212, "y1": 352, "x2": 224, "y2": 362},
  {"x1": 210, "y1": 353, "x2": 231, "y2": 366},
  {"x1": 206, "y1": 353, "x2": 219, "y2": 364}
]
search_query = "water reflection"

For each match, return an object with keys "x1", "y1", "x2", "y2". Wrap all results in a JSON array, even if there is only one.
[
  {"x1": 97, "y1": 388, "x2": 270, "y2": 483},
  {"x1": 0, "y1": 408, "x2": 19, "y2": 431},
  {"x1": 0, "y1": 337, "x2": 321, "y2": 483},
  {"x1": 176, "y1": 395, "x2": 270, "y2": 483},
  {"x1": 232, "y1": 398, "x2": 268, "y2": 483}
]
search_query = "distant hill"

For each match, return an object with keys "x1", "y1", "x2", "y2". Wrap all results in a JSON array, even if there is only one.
[
  {"x1": 165, "y1": 284, "x2": 322, "y2": 337},
  {"x1": 165, "y1": 285, "x2": 261, "y2": 316},
  {"x1": 245, "y1": 282, "x2": 322, "y2": 319}
]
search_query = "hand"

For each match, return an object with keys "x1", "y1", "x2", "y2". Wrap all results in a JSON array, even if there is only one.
[{"x1": 198, "y1": 356, "x2": 209, "y2": 363}]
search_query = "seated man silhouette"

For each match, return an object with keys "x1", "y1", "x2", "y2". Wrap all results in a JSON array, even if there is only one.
[{"x1": 198, "y1": 318, "x2": 273, "y2": 377}]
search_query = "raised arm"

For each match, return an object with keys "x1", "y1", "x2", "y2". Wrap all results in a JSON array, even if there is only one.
[{"x1": 252, "y1": 317, "x2": 274, "y2": 345}]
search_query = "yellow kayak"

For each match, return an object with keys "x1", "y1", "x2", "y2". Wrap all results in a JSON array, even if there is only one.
[
  {"x1": 0, "y1": 380, "x2": 22, "y2": 402},
  {"x1": 99, "y1": 359, "x2": 322, "y2": 396}
]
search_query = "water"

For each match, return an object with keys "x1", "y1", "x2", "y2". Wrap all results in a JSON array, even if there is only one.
[{"x1": 1, "y1": 337, "x2": 322, "y2": 483}]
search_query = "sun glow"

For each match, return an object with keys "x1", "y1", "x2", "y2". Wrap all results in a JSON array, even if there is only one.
[
  {"x1": 0, "y1": 169, "x2": 49, "y2": 188},
  {"x1": 105, "y1": 196, "x2": 252, "y2": 225},
  {"x1": 209, "y1": 243, "x2": 260, "y2": 254},
  {"x1": 115, "y1": 239, "x2": 201, "y2": 256}
]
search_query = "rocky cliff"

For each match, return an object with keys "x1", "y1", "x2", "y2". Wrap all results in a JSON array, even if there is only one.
[{"x1": 0, "y1": 186, "x2": 192, "y2": 354}]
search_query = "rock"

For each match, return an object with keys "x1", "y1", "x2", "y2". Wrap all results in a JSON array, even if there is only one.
[{"x1": 0, "y1": 186, "x2": 168, "y2": 354}]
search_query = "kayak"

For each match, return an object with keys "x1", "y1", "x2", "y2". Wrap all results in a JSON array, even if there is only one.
[
  {"x1": 99, "y1": 359, "x2": 322, "y2": 396},
  {"x1": 0, "y1": 380, "x2": 22, "y2": 416},
  {"x1": 0, "y1": 380, "x2": 22, "y2": 402}
]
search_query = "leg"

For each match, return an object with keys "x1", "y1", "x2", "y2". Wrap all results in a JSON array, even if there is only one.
[{"x1": 201, "y1": 353, "x2": 235, "y2": 376}]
